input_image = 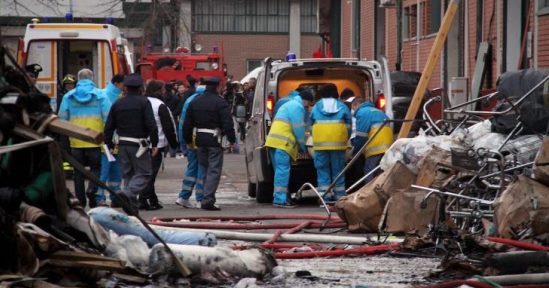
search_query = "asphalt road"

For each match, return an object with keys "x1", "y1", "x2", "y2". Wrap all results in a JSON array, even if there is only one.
[
  {"x1": 140, "y1": 152, "x2": 439, "y2": 287},
  {"x1": 140, "y1": 152, "x2": 326, "y2": 219},
  {"x1": 73, "y1": 151, "x2": 439, "y2": 287}
]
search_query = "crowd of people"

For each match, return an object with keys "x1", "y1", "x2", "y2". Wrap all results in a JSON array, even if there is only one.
[
  {"x1": 27, "y1": 62, "x2": 391, "y2": 211},
  {"x1": 48, "y1": 65, "x2": 253, "y2": 212},
  {"x1": 265, "y1": 84, "x2": 393, "y2": 207}
]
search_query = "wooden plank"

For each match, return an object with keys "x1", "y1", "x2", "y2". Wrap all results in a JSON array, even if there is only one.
[
  {"x1": 29, "y1": 115, "x2": 104, "y2": 144},
  {"x1": 43, "y1": 259, "x2": 125, "y2": 271},
  {"x1": 48, "y1": 142, "x2": 68, "y2": 220},
  {"x1": 398, "y1": 0, "x2": 461, "y2": 139},
  {"x1": 47, "y1": 117, "x2": 104, "y2": 144}
]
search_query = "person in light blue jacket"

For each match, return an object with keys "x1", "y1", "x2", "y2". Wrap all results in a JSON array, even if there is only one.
[
  {"x1": 310, "y1": 84, "x2": 352, "y2": 202},
  {"x1": 265, "y1": 91, "x2": 314, "y2": 207},
  {"x1": 176, "y1": 84, "x2": 206, "y2": 208},
  {"x1": 58, "y1": 68, "x2": 111, "y2": 208},
  {"x1": 272, "y1": 89, "x2": 300, "y2": 117},
  {"x1": 96, "y1": 74, "x2": 125, "y2": 206}
]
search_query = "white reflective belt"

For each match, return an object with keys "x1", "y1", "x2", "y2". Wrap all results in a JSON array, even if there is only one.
[
  {"x1": 196, "y1": 128, "x2": 217, "y2": 135},
  {"x1": 315, "y1": 119, "x2": 345, "y2": 124},
  {"x1": 118, "y1": 136, "x2": 142, "y2": 144},
  {"x1": 371, "y1": 123, "x2": 385, "y2": 129},
  {"x1": 314, "y1": 141, "x2": 347, "y2": 147}
]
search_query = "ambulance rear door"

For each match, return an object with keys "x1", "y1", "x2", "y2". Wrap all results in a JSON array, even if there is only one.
[{"x1": 27, "y1": 40, "x2": 58, "y2": 109}]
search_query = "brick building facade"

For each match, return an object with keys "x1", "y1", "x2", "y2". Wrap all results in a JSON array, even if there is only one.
[
  {"x1": 339, "y1": 0, "x2": 549, "y2": 91},
  {"x1": 190, "y1": 0, "x2": 322, "y2": 80}
]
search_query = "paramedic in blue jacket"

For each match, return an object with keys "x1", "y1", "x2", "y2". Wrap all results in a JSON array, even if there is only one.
[
  {"x1": 352, "y1": 96, "x2": 394, "y2": 183},
  {"x1": 176, "y1": 83, "x2": 206, "y2": 209},
  {"x1": 58, "y1": 68, "x2": 111, "y2": 208},
  {"x1": 272, "y1": 89, "x2": 299, "y2": 117},
  {"x1": 265, "y1": 90, "x2": 314, "y2": 207},
  {"x1": 96, "y1": 74, "x2": 125, "y2": 207},
  {"x1": 310, "y1": 84, "x2": 352, "y2": 201}
]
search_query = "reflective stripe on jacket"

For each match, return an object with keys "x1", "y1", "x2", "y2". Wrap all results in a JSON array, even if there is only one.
[
  {"x1": 353, "y1": 101, "x2": 393, "y2": 157},
  {"x1": 364, "y1": 123, "x2": 393, "y2": 156},
  {"x1": 265, "y1": 95, "x2": 307, "y2": 160},
  {"x1": 310, "y1": 98, "x2": 352, "y2": 151}
]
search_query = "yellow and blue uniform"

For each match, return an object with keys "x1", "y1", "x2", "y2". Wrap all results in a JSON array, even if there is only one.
[
  {"x1": 58, "y1": 79, "x2": 111, "y2": 148},
  {"x1": 352, "y1": 101, "x2": 393, "y2": 183},
  {"x1": 178, "y1": 86, "x2": 206, "y2": 202},
  {"x1": 58, "y1": 79, "x2": 111, "y2": 207},
  {"x1": 265, "y1": 95, "x2": 307, "y2": 205},
  {"x1": 96, "y1": 82, "x2": 123, "y2": 204},
  {"x1": 310, "y1": 98, "x2": 352, "y2": 201}
]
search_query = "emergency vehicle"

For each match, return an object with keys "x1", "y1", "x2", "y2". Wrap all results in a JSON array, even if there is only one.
[
  {"x1": 18, "y1": 21, "x2": 133, "y2": 110},
  {"x1": 244, "y1": 56, "x2": 393, "y2": 203},
  {"x1": 136, "y1": 46, "x2": 226, "y2": 87}
]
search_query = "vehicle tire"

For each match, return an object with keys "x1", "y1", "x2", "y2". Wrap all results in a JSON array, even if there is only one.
[
  {"x1": 248, "y1": 182, "x2": 257, "y2": 198},
  {"x1": 256, "y1": 182, "x2": 273, "y2": 203}
]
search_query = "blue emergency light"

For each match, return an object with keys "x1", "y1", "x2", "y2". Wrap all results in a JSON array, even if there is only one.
[
  {"x1": 286, "y1": 52, "x2": 297, "y2": 62},
  {"x1": 106, "y1": 17, "x2": 114, "y2": 25},
  {"x1": 65, "y1": 12, "x2": 73, "y2": 22}
]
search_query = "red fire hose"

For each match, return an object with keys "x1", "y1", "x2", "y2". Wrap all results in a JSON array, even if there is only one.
[
  {"x1": 486, "y1": 237, "x2": 549, "y2": 251},
  {"x1": 264, "y1": 221, "x2": 313, "y2": 244},
  {"x1": 274, "y1": 243, "x2": 400, "y2": 259},
  {"x1": 414, "y1": 280, "x2": 494, "y2": 288},
  {"x1": 232, "y1": 243, "x2": 325, "y2": 250}
]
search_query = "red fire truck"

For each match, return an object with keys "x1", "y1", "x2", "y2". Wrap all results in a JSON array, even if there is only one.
[{"x1": 136, "y1": 46, "x2": 227, "y2": 87}]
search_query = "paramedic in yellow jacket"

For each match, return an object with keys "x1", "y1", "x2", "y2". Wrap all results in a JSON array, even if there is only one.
[
  {"x1": 265, "y1": 90, "x2": 314, "y2": 208},
  {"x1": 58, "y1": 68, "x2": 111, "y2": 208},
  {"x1": 310, "y1": 84, "x2": 352, "y2": 202},
  {"x1": 351, "y1": 96, "x2": 393, "y2": 184}
]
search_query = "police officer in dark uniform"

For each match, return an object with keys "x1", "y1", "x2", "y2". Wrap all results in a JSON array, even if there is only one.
[
  {"x1": 183, "y1": 76, "x2": 235, "y2": 211},
  {"x1": 25, "y1": 64, "x2": 42, "y2": 85},
  {"x1": 104, "y1": 73, "x2": 159, "y2": 213}
]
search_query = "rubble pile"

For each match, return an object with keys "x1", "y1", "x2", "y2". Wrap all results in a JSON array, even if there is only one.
[
  {"x1": 336, "y1": 69, "x2": 549, "y2": 285},
  {"x1": 0, "y1": 47, "x2": 276, "y2": 286}
]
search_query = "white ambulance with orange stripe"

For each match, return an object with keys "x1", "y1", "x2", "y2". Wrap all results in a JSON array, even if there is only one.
[{"x1": 18, "y1": 21, "x2": 133, "y2": 111}]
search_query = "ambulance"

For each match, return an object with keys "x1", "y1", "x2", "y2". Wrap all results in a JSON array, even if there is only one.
[{"x1": 18, "y1": 21, "x2": 133, "y2": 111}]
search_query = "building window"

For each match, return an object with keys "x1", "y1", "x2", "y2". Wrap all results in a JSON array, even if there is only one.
[
  {"x1": 352, "y1": 0, "x2": 361, "y2": 51},
  {"x1": 247, "y1": 59, "x2": 262, "y2": 73},
  {"x1": 426, "y1": 0, "x2": 441, "y2": 35},
  {"x1": 300, "y1": 0, "x2": 318, "y2": 33},
  {"x1": 403, "y1": 4, "x2": 418, "y2": 39},
  {"x1": 539, "y1": 0, "x2": 549, "y2": 14},
  {"x1": 193, "y1": 0, "x2": 290, "y2": 33}
]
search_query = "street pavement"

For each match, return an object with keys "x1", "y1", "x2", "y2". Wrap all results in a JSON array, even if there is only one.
[
  {"x1": 72, "y1": 151, "x2": 438, "y2": 287},
  {"x1": 140, "y1": 152, "x2": 325, "y2": 219},
  {"x1": 140, "y1": 152, "x2": 439, "y2": 287}
]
